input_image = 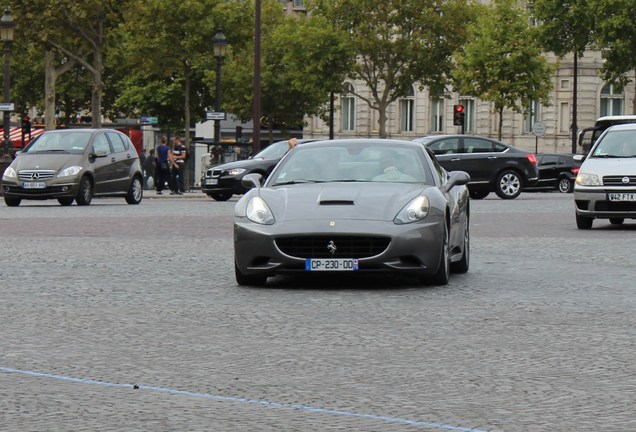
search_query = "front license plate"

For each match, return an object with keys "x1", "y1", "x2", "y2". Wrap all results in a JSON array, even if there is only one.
[
  {"x1": 22, "y1": 182, "x2": 46, "y2": 189},
  {"x1": 205, "y1": 178, "x2": 218, "y2": 185},
  {"x1": 305, "y1": 258, "x2": 359, "y2": 271},
  {"x1": 608, "y1": 192, "x2": 636, "y2": 201}
]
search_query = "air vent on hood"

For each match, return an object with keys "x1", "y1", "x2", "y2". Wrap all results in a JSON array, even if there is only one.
[{"x1": 319, "y1": 200, "x2": 354, "y2": 205}]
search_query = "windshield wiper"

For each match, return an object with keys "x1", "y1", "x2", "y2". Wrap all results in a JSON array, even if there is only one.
[{"x1": 274, "y1": 179, "x2": 323, "y2": 186}]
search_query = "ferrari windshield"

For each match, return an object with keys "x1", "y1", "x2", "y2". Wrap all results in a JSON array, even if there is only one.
[
  {"x1": 271, "y1": 141, "x2": 433, "y2": 186},
  {"x1": 23, "y1": 132, "x2": 92, "y2": 155}
]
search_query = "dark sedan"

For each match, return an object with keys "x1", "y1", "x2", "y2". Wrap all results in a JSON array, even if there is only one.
[
  {"x1": 526, "y1": 153, "x2": 580, "y2": 193},
  {"x1": 413, "y1": 135, "x2": 538, "y2": 199},
  {"x1": 201, "y1": 139, "x2": 316, "y2": 201}
]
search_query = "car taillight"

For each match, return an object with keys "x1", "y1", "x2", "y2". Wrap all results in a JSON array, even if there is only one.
[
  {"x1": 571, "y1": 167, "x2": 580, "y2": 175},
  {"x1": 526, "y1": 153, "x2": 538, "y2": 165}
]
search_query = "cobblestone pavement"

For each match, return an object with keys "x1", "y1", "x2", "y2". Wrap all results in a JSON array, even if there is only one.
[{"x1": 1, "y1": 193, "x2": 635, "y2": 432}]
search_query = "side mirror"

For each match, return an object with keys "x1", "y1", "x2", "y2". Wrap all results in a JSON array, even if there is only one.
[
  {"x1": 573, "y1": 154, "x2": 585, "y2": 162},
  {"x1": 241, "y1": 173, "x2": 263, "y2": 189},
  {"x1": 444, "y1": 170, "x2": 470, "y2": 192}
]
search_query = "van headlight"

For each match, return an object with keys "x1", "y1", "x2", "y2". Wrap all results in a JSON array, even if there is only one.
[
  {"x1": 57, "y1": 166, "x2": 83, "y2": 178},
  {"x1": 576, "y1": 173, "x2": 601, "y2": 186}
]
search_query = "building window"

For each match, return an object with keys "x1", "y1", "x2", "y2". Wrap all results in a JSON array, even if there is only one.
[
  {"x1": 341, "y1": 83, "x2": 356, "y2": 131},
  {"x1": 293, "y1": 0, "x2": 304, "y2": 6},
  {"x1": 559, "y1": 102, "x2": 570, "y2": 133},
  {"x1": 400, "y1": 86, "x2": 415, "y2": 132},
  {"x1": 524, "y1": 100, "x2": 541, "y2": 133},
  {"x1": 600, "y1": 84, "x2": 623, "y2": 116},
  {"x1": 430, "y1": 94, "x2": 444, "y2": 132},
  {"x1": 458, "y1": 97, "x2": 475, "y2": 133}
]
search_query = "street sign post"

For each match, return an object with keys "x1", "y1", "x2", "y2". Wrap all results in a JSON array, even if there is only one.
[
  {"x1": 0, "y1": 102, "x2": 14, "y2": 111},
  {"x1": 532, "y1": 122, "x2": 546, "y2": 153},
  {"x1": 140, "y1": 116, "x2": 158, "y2": 125},
  {"x1": 206, "y1": 112, "x2": 226, "y2": 120}
]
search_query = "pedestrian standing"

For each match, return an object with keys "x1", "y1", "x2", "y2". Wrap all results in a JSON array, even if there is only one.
[
  {"x1": 155, "y1": 136, "x2": 173, "y2": 194},
  {"x1": 142, "y1": 148, "x2": 156, "y2": 190},
  {"x1": 170, "y1": 136, "x2": 187, "y2": 195}
]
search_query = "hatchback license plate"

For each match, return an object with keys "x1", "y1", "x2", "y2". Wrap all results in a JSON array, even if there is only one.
[
  {"x1": 608, "y1": 192, "x2": 636, "y2": 201},
  {"x1": 305, "y1": 258, "x2": 359, "y2": 271},
  {"x1": 205, "y1": 178, "x2": 218, "y2": 185},
  {"x1": 22, "y1": 182, "x2": 46, "y2": 189}
]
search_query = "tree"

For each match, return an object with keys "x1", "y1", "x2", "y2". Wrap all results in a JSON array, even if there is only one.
[
  {"x1": 220, "y1": 5, "x2": 354, "y2": 143},
  {"x1": 453, "y1": 0, "x2": 555, "y2": 140},
  {"x1": 591, "y1": 0, "x2": 636, "y2": 108},
  {"x1": 310, "y1": 0, "x2": 476, "y2": 138},
  {"x1": 532, "y1": 0, "x2": 595, "y2": 151}
]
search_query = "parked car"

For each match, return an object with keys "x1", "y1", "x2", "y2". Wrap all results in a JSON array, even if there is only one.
[
  {"x1": 525, "y1": 153, "x2": 581, "y2": 193},
  {"x1": 412, "y1": 135, "x2": 538, "y2": 199},
  {"x1": 2, "y1": 128, "x2": 143, "y2": 207},
  {"x1": 574, "y1": 123, "x2": 636, "y2": 229},
  {"x1": 201, "y1": 138, "x2": 316, "y2": 201},
  {"x1": 234, "y1": 139, "x2": 470, "y2": 286}
]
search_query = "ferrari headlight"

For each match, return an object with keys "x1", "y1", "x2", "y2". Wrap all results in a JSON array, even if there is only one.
[
  {"x1": 228, "y1": 168, "x2": 246, "y2": 176},
  {"x1": 57, "y1": 166, "x2": 83, "y2": 178},
  {"x1": 575, "y1": 173, "x2": 601, "y2": 186},
  {"x1": 394, "y1": 195, "x2": 430, "y2": 224},
  {"x1": 2, "y1": 166, "x2": 16, "y2": 179},
  {"x1": 246, "y1": 196, "x2": 275, "y2": 225}
]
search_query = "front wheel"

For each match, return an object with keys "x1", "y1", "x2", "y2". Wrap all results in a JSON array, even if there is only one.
[
  {"x1": 4, "y1": 196, "x2": 21, "y2": 207},
  {"x1": 430, "y1": 223, "x2": 450, "y2": 285},
  {"x1": 558, "y1": 178, "x2": 574, "y2": 193},
  {"x1": 58, "y1": 197, "x2": 75, "y2": 206},
  {"x1": 469, "y1": 189, "x2": 489, "y2": 200},
  {"x1": 609, "y1": 217, "x2": 624, "y2": 225},
  {"x1": 209, "y1": 192, "x2": 232, "y2": 202},
  {"x1": 451, "y1": 218, "x2": 469, "y2": 274},
  {"x1": 75, "y1": 176, "x2": 93, "y2": 205},
  {"x1": 125, "y1": 176, "x2": 143, "y2": 204},
  {"x1": 576, "y1": 213, "x2": 593, "y2": 230},
  {"x1": 495, "y1": 170, "x2": 522, "y2": 199}
]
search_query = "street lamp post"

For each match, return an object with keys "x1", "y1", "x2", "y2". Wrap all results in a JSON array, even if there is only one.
[
  {"x1": 212, "y1": 31, "x2": 227, "y2": 150},
  {"x1": 0, "y1": 9, "x2": 15, "y2": 160}
]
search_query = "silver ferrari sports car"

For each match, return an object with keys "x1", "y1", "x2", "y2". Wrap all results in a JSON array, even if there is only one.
[{"x1": 234, "y1": 139, "x2": 470, "y2": 286}]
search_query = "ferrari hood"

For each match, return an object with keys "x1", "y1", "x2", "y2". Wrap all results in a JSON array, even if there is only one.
[{"x1": 259, "y1": 182, "x2": 425, "y2": 222}]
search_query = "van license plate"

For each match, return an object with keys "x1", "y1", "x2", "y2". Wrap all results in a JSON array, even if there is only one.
[
  {"x1": 305, "y1": 258, "x2": 359, "y2": 271},
  {"x1": 608, "y1": 193, "x2": 636, "y2": 201}
]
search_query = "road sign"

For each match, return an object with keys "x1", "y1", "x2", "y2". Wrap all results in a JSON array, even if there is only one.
[
  {"x1": 206, "y1": 112, "x2": 226, "y2": 120},
  {"x1": 0, "y1": 102, "x2": 14, "y2": 111},
  {"x1": 532, "y1": 122, "x2": 546, "y2": 137},
  {"x1": 140, "y1": 116, "x2": 158, "y2": 125}
]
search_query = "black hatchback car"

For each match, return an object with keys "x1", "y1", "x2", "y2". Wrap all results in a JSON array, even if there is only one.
[
  {"x1": 201, "y1": 139, "x2": 315, "y2": 201},
  {"x1": 413, "y1": 135, "x2": 539, "y2": 199},
  {"x1": 526, "y1": 153, "x2": 581, "y2": 193}
]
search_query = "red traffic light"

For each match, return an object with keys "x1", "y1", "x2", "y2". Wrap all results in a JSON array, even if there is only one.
[{"x1": 454, "y1": 105, "x2": 464, "y2": 113}]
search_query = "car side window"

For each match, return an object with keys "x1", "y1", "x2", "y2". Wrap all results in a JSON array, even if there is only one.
[
  {"x1": 92, "y1": 133, "x2": 111, "y2": 155},
  {"x1": 542, "y1": 155, "x2": 558, "y2": 166},
  {"x1": 107, "y1": 132, "x2": 127, "y2": 153},
  {"x1": 427, "y1": 138, "x2": 460, "y2": 155},
  {"x1": 464, "y1": 138, "x2": 494, "y2": 153},
  {"x1": 493, "y1": 143, "x2": 507, "y2": 152},
  {"x1": 426, "y1": 148, "x2": 447, "y2": 185}
]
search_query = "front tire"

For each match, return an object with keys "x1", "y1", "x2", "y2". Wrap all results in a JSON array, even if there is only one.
[
  {"x1": 4, "y1": 196, "x2": 21, "y2": 207},
  {"x1": 609, "y1": 217, "x2": 624, "y2": 225},
  {"x1": 495, "y1": 170, "x2": 522, "y2": 199},
  {"x1": 235, "y1": 262, "x2": 268, "y2": 286},
  {"x1": 451, "y1": 218, "x2": 469, "y2": 274},
  {"x1": 576, "y1": 213, "x2": 593, "y2": 230},
  {"x1": 469, "y1": 189, "x2": 490, "y2": 200},
  {"x1": 75, "y1": 176, "x2": 93, "y2": 205},
  {"x1": 58, "y1": 197, "x2": 75, "y2": 206},
  {"x1": 431, "y1": 223, "x2": 450, "y2": 285},
  {"x1": 209, "y1": 192, "x2": 232, "y2": 201},
  {"x1": 125, "y1": 176, "x2": 143, "y2": 204},
  {"x1": 558, "y1": 178, "x2": 574, "y2": 193}
]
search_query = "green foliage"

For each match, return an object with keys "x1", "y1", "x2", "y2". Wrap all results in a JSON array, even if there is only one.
[
  {"x1": 309, "y1": 0, "x2": 477, "y2": 137},
  {"x1": 533, "y1": 0, "x2": 595, "y2": 58},
  {"x1": 453, "y1": 0, "x2": 555, "y2": 139}
]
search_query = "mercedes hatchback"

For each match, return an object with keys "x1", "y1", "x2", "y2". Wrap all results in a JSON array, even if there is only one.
[{"x1": 2, "y1": 128, "x2": 143, "y2": 206}]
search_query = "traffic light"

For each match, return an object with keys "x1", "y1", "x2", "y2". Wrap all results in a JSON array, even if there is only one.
[
  {"x1": 22, "y1": 115, "x2": 31, "y2": 133},
  {"x1": 453, "y1": 105, "x2": 465, "y2": 126}
]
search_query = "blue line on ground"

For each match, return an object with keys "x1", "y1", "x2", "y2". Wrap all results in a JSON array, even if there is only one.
[{"x1": 0, "y1": 366, "x2": 491, "y2": 432}]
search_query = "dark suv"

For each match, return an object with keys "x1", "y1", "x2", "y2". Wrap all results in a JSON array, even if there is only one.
[
  {"x1": 413, "y1": 135, "x2": 539, "y2": 199},
  {"x1": 201, "y1": 139, "x2": 315, "y2": 201},
  {"x1": 526, "y1": 153, "x2": 581, "y2": 193}
]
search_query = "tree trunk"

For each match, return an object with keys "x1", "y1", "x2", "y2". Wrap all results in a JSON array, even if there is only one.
[
  {"x1": 44, "y1": 51, "x2": 57, "y2": 131},
  {"x1": 184, "y1": 62, "x2": 191, "y2": 190}
]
